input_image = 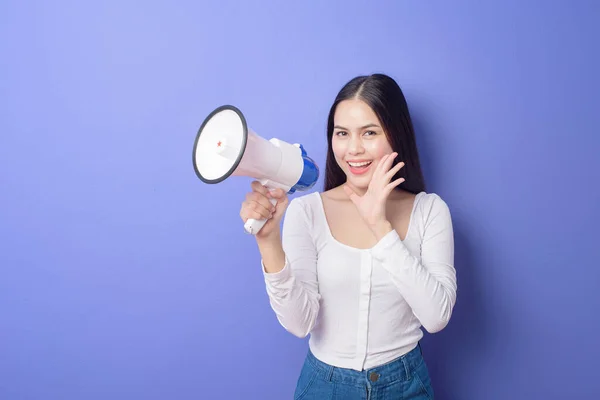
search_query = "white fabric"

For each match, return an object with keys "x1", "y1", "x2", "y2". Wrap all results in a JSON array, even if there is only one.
[{"x1": 262, "y1": 191, "x2": 457, "y2": 371}]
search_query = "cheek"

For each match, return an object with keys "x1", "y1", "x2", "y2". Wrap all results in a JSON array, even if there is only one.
[
  {"x1": 331, "y1": 140, "x2": 346, "y2": 160},
  {"x1": 364, "y1": 140, "x2": 393, "y2": 159}
]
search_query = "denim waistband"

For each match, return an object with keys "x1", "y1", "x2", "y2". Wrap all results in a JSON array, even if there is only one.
[{"x1": 305, "y1": 344, "x2": 425, "y2": 388}]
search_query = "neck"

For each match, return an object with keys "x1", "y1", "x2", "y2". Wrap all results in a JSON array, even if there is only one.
[{"x1": 345, "y1": 182, "x2": 367, "y2": 197}]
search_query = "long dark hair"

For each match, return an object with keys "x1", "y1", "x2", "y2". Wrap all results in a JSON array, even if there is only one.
[{"x1": 324, "y1": 73, "x2": 426, "y2": 194}]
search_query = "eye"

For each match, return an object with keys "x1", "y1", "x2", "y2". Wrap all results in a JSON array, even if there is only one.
[
  {"x1": 335, "y1": 131, "x2": 347, "y2": 136},
  {"x1": 364, "y1": 130, "x2": 377, "y2": 136}
]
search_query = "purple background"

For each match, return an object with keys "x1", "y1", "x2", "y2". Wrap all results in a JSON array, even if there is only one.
[{"x1": 1, "y1": 1, "x2": 599, "y2": 399}]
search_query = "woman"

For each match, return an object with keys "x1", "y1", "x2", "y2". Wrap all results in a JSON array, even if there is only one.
[{"x1": 240, "y1": 73, "x2": 457, "y2": 399}]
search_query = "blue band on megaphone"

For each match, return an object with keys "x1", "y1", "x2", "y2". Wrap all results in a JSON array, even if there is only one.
[{"x1": 289, "y1": 144, "x2": 319, "y2": 194}]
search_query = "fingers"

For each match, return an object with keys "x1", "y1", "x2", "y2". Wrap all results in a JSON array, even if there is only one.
[
  {"x1": 268, "y1": 188, "x2": 287, "y2": 199},
  {"x1": 240, "y1": 199, "x2": 274, "y2": 221},
  {"x1": 250, "y1": 181, "x2": 288, "y2": 199},
  {"x1": 375, "y1": 152, "x2": 398, "y2": 176},
  {"x1": 385, "y1": 153, "x2": 399, "y2": 174},
  {"x1": 240, "y1": 204, "x2": 273, "y2": 222},
  {"x1": 385, "y1": 160, "x2": 405, "y2": 181},
  {"x1": 374, "y1": 153, "x2": 405, "y2": 188},
  {"x1": 241, "y1": 187, "x2": 275, "y2": 222},
  {"x1": 385, "y1": 177, "x2": 406, "y2": 194},
  {"x1": 246, "y1": 191, "x2": 275, "y2": 210},
  {"x1": 269, "y1": 189, "x2": 289, "y2": 219},
  {"x1": 250, "y1": 180, "x2": 270, "y2": 196},
  {"x1": 386, "y1": 152, "x2": 398, "y2": 167},
  {"x1": 374, "y1": 153, "x2": 392, "y2": 177},
  {"x1": 240, "y1": 182, "x2": 289, "y2": 223}
]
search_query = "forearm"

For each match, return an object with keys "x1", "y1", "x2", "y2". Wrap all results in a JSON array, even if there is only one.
[
  {"x1": 256, "y1": 233, "x2": 286, "y2": 274},
  {"x1": 258, "y1": 232, "x2": 320, "y2": 338},
  {"x1": 384, "y1": 247, "x2": 455, "y2": 333},
  {"x1": 255, "y1": 198, "x2": 322, "y2": 338},
  {"x1": 264, "y1": 269, "x2": 320, "y2": 338},
  {"x1": 371, "y1": 227, "x2": 456, "y2": 333}
]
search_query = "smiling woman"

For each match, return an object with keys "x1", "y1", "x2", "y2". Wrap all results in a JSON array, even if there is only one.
[
  {"x1": 332, "y1": 119, "x2": 382, "y2": 176},
  {"x1": 332, "y1": 100, "x2": 395, "y2": 181},
  {"x1": 239, "y1": 73, "x2": 456, "y2": 400},
  {"x1": 325, "y1": 74, "x2": 426, "y2": 196}
]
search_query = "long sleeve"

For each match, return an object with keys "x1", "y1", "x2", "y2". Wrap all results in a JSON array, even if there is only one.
[
  {"x1": 262, "y1": 198, "x2": 321, "y2": 338},
  {"x1": 371, "y1": 194, "x2": 457, "y2": 333}
]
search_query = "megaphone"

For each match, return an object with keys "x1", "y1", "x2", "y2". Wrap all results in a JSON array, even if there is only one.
[{"x1": 192, "y1": 105, "x2": 319, "y2": 235}]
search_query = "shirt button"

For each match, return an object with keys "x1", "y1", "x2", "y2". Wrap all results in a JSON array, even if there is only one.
[{"x1": 369, "y1": 372, "x2": 379, "y2": 382}]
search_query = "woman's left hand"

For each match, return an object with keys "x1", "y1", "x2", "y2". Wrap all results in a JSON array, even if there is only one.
[{"x1": 343, "y1": 152, "x2": 405, "y2": 229}]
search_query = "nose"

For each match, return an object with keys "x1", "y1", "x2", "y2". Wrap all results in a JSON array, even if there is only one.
[{"x1": 348, "y1": 135, "x2": 364, "y2": 155}]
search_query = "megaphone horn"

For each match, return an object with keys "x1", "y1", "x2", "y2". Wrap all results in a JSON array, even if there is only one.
[{"x1": 193, "y1": 105, "x2": 319, "y2": 235}]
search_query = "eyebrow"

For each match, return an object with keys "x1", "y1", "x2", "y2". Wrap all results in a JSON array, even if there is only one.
[{"x1": 333, "y1": 123, "x2": 381, "y2": 130}]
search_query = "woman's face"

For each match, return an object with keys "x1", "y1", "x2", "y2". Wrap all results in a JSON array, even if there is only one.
[{"x1": 331, "y1": 98, "x2": 394, "y2": 193}]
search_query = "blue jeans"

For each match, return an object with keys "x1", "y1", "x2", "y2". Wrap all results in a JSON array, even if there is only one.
[{"x1": 294, "y1": 344, "x2": 434, "y2": 400}]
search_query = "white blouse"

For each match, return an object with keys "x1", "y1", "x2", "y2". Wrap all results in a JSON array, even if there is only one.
[{"x1": 261, "y1": 191, "x2": 457, "y2": 371}]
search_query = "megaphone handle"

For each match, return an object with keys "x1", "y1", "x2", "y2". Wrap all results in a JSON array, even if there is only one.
[{"x1": 244, "y1": 197, "x2": 278, "y2": 235}]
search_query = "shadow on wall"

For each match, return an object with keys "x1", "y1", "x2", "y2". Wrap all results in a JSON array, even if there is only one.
[{"x1": 411, "y1": 106, "x2": 491, "y2": 399}]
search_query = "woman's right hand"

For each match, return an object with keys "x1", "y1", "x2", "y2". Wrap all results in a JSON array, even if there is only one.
[{"x1": 240, "y1": 181, "x2": 289, "y2": 239}]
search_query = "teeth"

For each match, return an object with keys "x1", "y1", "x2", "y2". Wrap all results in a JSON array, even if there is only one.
[{"x1": 348, "y1": 161, "x2": 372, "y2": 167}]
